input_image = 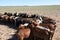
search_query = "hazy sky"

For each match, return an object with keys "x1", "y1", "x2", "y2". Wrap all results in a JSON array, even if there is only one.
[{"x1": 0, "y1": 0, "x2": 60, "y2": 6}]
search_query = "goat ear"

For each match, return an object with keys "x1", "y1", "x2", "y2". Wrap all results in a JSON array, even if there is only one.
[
  {"x1": 19, "y1": 24, "x2": 25, "y2": 29},
  {"x1": 19, "y1": 24, "x2": 23, "y2": 28}
]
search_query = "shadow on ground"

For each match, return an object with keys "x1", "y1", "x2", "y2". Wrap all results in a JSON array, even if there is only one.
[
  {"x1": 8, "y1": 33, "x2": 18, "y2": 40},
  {"x1": 0, "y1": 20, "x2": 18, "y2": 40}
]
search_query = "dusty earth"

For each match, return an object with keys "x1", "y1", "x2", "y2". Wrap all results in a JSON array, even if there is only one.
[
  {"x1": 0, "y1": 6, "x2": 60, "y2": 40},
  {"x1": 0, "y1": 25, "x2": 17, "y2": 40}
]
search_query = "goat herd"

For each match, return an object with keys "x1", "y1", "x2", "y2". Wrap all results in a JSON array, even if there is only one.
[{"x1": 0, "y1": 12, "x2": 56, "y2": 40}]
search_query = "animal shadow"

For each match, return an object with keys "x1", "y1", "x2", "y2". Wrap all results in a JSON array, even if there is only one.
[{"x1": 8, "y1": 32, "x2": 18, "y2": 40}]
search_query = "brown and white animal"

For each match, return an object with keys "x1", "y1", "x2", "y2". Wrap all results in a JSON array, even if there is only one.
[
  {"x1": 1, "y1": 15, "x2": 10, "y2": 22},
  {"x1": 17, "y1": 23, "x2": 31, "y2": 40},
  {"x1": 9, "y1": 16, "x2": 15, "y2": 25},
  {"x1": 42, "y1": 17, "x2": 56, "y2": 24},
  {"x1": 31, "y1": 17, "x2": 56, "y2": 40}
]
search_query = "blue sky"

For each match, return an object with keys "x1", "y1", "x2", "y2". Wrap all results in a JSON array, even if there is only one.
[{"x1": 0, "y1": 0, "x2": 60, "y2": 6}]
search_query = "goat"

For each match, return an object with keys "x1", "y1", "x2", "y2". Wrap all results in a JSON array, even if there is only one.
[{"x1": 17, "y1": 23, "x2": 31, "y2": 40}]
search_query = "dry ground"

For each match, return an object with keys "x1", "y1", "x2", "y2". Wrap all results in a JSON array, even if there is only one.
[{"x1": 0, "y1": 6, "x2": 60, "y2": 40}]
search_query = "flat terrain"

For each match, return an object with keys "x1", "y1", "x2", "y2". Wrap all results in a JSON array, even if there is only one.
[{"x1": 0, "y1": 5, "x2": 60, "y2": 40}]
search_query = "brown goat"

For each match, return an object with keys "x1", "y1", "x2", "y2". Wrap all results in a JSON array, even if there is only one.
[
  {"x1": 1, "y1": 15, "x2": 9, "y2": 20},
  {"x1": 9, "y1": 16, "x2": 15, "y2": 25},
  {"x1": 31, "y1": 17, "x2": 56, "y2": 40},
  {"x1": 17, "y1": 24, "x2": 31, "y2": 40},
  {"x1": 1, "y1": 15, "x2": 10, "y2": 24}
]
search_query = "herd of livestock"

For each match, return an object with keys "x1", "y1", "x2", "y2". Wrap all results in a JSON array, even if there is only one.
[{"x1": 0, "y1": 12, "x2": 56, "y2": 40}]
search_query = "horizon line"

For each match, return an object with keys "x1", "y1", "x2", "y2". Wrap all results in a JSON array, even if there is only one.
[{"x1": 0, "y1": 4, "x2": 60, "y2": 6}]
